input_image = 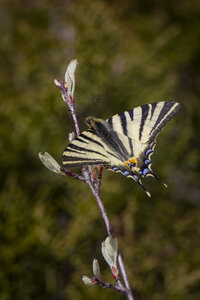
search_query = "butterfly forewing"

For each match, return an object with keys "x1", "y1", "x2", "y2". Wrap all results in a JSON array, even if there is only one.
[
  {"x1": 107, "y1": 101, "x2": 182, "y2": 143},
  {"x1": 62, "y1": 129, "x2": 110, "y2": 167}
]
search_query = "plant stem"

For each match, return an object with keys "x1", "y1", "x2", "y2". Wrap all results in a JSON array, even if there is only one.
[
  {"x1": 83, "y1": 169, "x2": 114, "y2": 237},
  {"x1": 118, "y1": 251, "x2": 134, "y2": 300}
]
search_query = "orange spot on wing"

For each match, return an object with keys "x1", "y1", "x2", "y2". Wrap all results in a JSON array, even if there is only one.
[
  {"x1": 130, "y1": 157, "x2": 137, "y2": 165},
  {"x1": 124, "y1": 157, "x2": 137, "y2": 168},
  {"x1": 125, "y1": 161, "x2": 130, "y2": 167}
]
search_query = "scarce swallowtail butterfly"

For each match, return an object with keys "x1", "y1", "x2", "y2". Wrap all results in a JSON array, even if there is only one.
[{"x1": 62, "y1": 101, "x2": 182, "y2": 197}]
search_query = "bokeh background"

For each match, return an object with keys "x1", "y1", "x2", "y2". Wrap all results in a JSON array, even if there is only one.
[{"x1": 0, "y1": 0, "x2": 200, "y2": 299}]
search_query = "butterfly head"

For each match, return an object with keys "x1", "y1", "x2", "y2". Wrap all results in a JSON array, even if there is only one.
[
  {"x1": 85, "y1": 117, "x2": 109, "y2": 135},
  {"x1": 85, "y1": 116, "x2": 94, "y2": 128}
]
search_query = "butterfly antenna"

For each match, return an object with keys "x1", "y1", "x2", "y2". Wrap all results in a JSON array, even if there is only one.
[{"x1": 68, "y1": 109, "x2": 84, "y2": 116}]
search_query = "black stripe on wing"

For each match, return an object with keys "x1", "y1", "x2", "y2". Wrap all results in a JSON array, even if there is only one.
[
  {"x1": 107, "y1": 150, "x2": 122, "y2": 161},
  {"x1": 150, "y1": 102, "x2": 157, "y2": 120},
  {"x1": 66, "y1": 144, "x2": 108, "y2": 157},
  {"x1": 62, "y1": 145, "x2": 109, "y2": 166},
  {"x1": 149, "y1": 102, "x2": 182, "y2": 141},
  {"x1": 150, "y1": 102, "x2": 174, "y2": 132},
  {"x1": 75, "y1": 137, "x2": 88, "y2": 144},
  {"x1": 128, "y1": 138, "x2": 134, "y2": 156},
  {"x1": 62, "y1": 155, "x2": 109, "y2": 167},
  {"x1": 139, "y1": 104, "x2": 149, "y2": 140},
  {"x1": 128, "y1": 109, "x2": 134, "y2": 121},
  {"x1": 80, "y1": 132, "x2": 104, "y2": 147},
  {"x1": 119, "y1": 112, "x2": 127, "y2": 135},
  {"x1": 107, "y1": 117, "x2": 113, "y2": 128}
]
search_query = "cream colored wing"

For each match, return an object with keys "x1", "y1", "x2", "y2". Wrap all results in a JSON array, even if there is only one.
[
  {"x1": 107, "y1": 101, "x2": 182, "y2": 144},
  {"x1": 62, "y1": 129, "x2": 110, "y2": 167}
]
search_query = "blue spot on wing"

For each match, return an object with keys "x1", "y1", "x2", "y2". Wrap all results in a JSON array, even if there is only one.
[
  {"x1": 143, "y1": 168, "x2": 151, "y2": 176},
  {"x1": 123, "y1": 170, "x2": 130, "y2": 176},
  {"x1": 112, "y1": 167, "x2": 120, "y2": 172},
  {"x1": 111, "y1": 166, "x2": 151, "y2": 197},
  {"x1": 144, "y1": 159, "x2": 151, "y2": 165},
  {"x1": 145, "y1": 149, "x2": 153, "y2": 157}
]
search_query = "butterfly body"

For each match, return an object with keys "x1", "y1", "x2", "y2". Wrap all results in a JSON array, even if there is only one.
[{"x1": 62, "y1": 101, "x2": 182, "y2": 196}]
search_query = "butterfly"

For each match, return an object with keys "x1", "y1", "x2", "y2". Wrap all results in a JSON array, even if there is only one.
[{"x1": 62, "y1": 101, "x2": 182, "y2": 197}]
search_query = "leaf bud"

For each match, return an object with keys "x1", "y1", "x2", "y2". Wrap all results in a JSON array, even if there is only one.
[
  {"x1": 82, "y1": 275, "x2": 96, "y2": 286},
  {"x1": 101, "y1": 236, "x2": 119, "y2": 278},
  {"x1": 39, "y1": 152, "x2": 64, "y2": 175},
  {"x1": 92, "y1": 259, "x2": 101, "y2": 278}
]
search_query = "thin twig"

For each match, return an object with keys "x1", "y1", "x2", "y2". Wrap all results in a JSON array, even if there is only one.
[
  {"x1": 94, "y1": 277, "x2": 127, "y2": 295},
  {"x1": 118, "y1": 251, "x2": 134, "y2": 300},
  {"x1": 61, "y1": 167, "x2": 86, "y2": 182},
  {"x1": 83, "y1": 170, "x2": 114, "y2": 237},
  {"x1": 56, "y1": 79, "x2": 80, "y2": 136}
]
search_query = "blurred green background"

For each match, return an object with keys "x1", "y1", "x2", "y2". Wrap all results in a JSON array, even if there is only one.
[{"x1": 0, "y1": 0, "x2": 200, "y2": 299}]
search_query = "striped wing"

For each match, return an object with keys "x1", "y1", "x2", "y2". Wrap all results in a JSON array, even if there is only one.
[
  {"x1": 62, "y1": 128, "x2": 132, "y2": 168},
  {"x1": 107, "y1": 101, "x2": 182, "y2": 143},
  {"x1": 62, "y1": 129, "x2": 110, "y2": 167},
  {"x1": 105, "y1": 101, "x2": 182, "y2": 195}
]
